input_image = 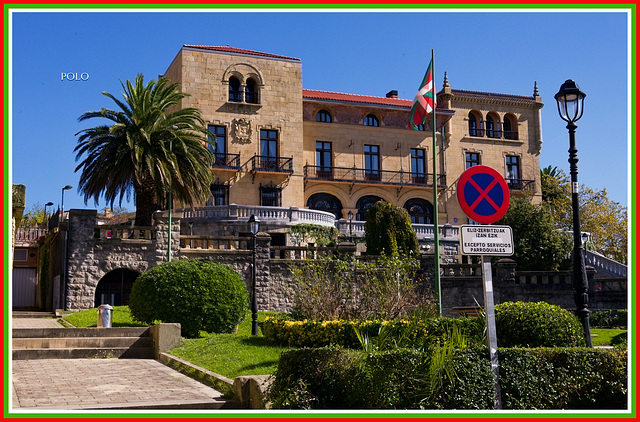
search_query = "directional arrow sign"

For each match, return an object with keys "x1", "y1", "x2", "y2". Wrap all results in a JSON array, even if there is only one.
[{"x1": 457, "y1": 165, "x2": 510, "y2": 224}]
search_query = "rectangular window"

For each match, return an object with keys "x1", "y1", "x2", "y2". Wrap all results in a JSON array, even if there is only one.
[
  {"x1": 208, "y1": 125, "x2": 227, "y2": 166},
  {"x1": 208, "y1": 184, "x2": 229, "y2": 206},
  {"x1": 316, "y1": 141, "x2": 332, "y2": 179},
  {"x1": 260, "y1": 129, "x2": 278, "y2": 169},
  {"x1": 410, "y1": 148, "x2": 426, "y2": 184},
  {"x1": 364, "y1": 144, "x2": 380, "y2": 181},
  {"x1": 506, "y1": 155, "x2": 521, "y2": 188},
  {"x1": 260, "y1": 185, "x2": 282, "y2": 207},
  {"x1": 465, "y1": 152, "x2": 480, "y2": 169}
]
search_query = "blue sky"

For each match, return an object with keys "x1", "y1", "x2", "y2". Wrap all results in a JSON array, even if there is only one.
[{"x1": 9, "y1": 7, "x2": 631, "y2": 215}]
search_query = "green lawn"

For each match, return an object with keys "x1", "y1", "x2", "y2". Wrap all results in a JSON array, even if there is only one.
[
  {"x1": 61, "y1": 306, "x2": 147, "y2": 328},
  {"x1": 591, "y1": 328, "x2": 627, "y2": 347},
  {"x1": 168, "y1": 311, "x2": 291, "y2": 379}
]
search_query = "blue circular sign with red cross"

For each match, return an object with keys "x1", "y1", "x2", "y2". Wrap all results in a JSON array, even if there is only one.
[{"x1": 457, "y1": 165, "x2": 510, "y2": 224}]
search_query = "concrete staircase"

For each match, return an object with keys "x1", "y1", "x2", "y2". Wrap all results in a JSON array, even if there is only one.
[{"x1": 12, "y1": 327, "x2": 154, "y2": 360}]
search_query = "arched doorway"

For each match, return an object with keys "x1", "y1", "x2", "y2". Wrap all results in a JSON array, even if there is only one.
[
  {"x1": 356, "y1": 195, "x2": 384, "y2": 221},
  {"x1": 306, "y1": 193, "x2": 343, "y2": 220},
  {"x1": 404, "y1": 198, "x2": 434, "y2": 224},
  {"x1": 94, "y1": 269, "x2": 139, "y2": 307}
]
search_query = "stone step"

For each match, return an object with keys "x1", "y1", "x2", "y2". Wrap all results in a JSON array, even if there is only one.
[
  {"x1": 12, "y1": 327, "x2": 154, "y2": 360},
  {"x1": 12, "y1": 347, "x2": 154, "y2": 360},
  {"x1": 12, "y1": 327, "x2": 150, "y2": 338},
  {"x1": 13, "y1": 336, "x2": 152, "y2": 350}
]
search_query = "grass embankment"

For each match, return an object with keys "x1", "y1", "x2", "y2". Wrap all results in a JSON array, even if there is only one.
[
  {"x1": 61, "y1": 307, "x2": 290, "y2": 379},
  {"x1": 61, "y1": 307, "x2": 626, "y2": 379}
]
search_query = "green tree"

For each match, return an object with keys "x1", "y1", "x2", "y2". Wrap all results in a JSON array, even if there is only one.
[
  {"x1": 497, "y1": 197, "x2": 572, "y2": 271},
  {"x1": 74, "y1": 74, "x2": 214, "y2": 226},
  {"x1": 540, "y1": 167, "x2": 627, "y2": 264},
  {"x1": 364, "y1": 201, "x2": 419, "y2": 257},
  {"x1": 19, "y1": 202, "x2": 47, "y2": 227}
]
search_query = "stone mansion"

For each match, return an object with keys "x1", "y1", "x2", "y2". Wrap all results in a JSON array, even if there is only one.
[{"x1": 163, "y1": 45, "x2": 543, "y2": 226}]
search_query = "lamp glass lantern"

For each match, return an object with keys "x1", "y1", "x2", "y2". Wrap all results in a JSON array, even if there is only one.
[
  {"x1": 554, "y1": 79, "x2": 586, "y2": 124},
  {"x1": 248, "y1": 215, "x2": 260, "y2": 235}
]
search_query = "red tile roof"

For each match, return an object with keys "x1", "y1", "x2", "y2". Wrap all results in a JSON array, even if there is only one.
[
  {"x1": 303, "y1": 89, "x2": 413, "y2": 108},
  {"x1": 183, "y1": 45, "x2": 300, "y2": 61}
]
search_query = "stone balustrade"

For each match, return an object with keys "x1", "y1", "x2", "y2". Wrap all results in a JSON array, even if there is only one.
[{"x1": 180, "y1": 205, "x2": 336, "y2": 227}]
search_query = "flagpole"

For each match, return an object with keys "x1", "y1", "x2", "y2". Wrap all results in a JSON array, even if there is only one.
[{"x1": 431, "y1": 49, "x2": 442, "y2": 316}]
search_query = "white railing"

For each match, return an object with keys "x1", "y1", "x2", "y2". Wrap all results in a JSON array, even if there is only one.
[
  {"x1": 15, "y1": 227, "x2": 47, "y2": 241},
  {"x1": 179, "y1": 205, "x2": 336, "y2": 227},
  {"x1": 585, "y1": 250, "x2": 627, "y2": 278},
  {"x1": 336, "y1": 220, "x2": 460, "y2": 241}
]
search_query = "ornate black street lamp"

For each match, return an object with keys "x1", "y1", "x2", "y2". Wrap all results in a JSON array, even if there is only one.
[
  {"x1": 554, "y1": 79, "x2": 592, "y2": 347},
  {"x1": 348, "y1": 210, "x2": 354, "y2": 242},
  {"x1": 248, "y1": 214, "x2": 260, "y2": 336}
]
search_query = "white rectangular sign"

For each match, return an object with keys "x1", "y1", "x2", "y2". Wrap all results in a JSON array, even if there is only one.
[{"x1": 460, "y1": 225, "x2": 514, "y2": 256}]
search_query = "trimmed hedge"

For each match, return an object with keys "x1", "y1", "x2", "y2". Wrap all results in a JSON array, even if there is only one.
[
  {"x1": 262, "y1": 301, "x2": 585, "y2": 349},
  {"x1": 495, "y1": 301, "x2": 585, "y2": 347},
  {"x1": 129, "y1": 259, "x2": 248, "y2": 337},
  {"x1": 266, "y1": 347, "x2": 627, "y2": 410},
  {"x1": 260, "y1": 317, "x2": 484, "y2": 349}
]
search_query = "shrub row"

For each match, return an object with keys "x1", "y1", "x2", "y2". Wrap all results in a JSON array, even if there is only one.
[
  {"x1": 260, "y1": 317, "x2": 484, "y2": 349},
  {"x1": 261, "y1": 302, "x2": 585, "y2": 348},
  {"x1": 266, "y1": 346, "x2": 628, "y2": 410},
  {"x1": 590, "y1": 309, "x2": 628, "y2": 328}
]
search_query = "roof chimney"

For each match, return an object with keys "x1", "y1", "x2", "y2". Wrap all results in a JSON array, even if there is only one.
[{"x1": 386, "y1": 90, "x2": 398, "y2": 99}]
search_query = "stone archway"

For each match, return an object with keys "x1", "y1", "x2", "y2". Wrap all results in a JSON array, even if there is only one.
[{"x1": 94, "y1": 268, "x2": 140, "y2": 307}]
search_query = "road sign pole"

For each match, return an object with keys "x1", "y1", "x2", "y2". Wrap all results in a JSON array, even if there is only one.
[{"x1": 482, "y1": 255, "x2": 502, "y2": 410}]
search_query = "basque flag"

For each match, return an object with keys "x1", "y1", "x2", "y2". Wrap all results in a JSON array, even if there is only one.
[{"x1": 409, "y1": 59, "x2": 436, "y2": 130}]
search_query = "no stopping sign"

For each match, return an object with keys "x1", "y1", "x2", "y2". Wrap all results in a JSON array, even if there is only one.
[{"x1": 457, "y1": 165, "x2": 510, "y2": 224}]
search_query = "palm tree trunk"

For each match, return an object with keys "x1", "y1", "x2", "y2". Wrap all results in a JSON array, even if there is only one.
[{"x1": 134, "y1": 178, "x2": 159, "y2": 227}]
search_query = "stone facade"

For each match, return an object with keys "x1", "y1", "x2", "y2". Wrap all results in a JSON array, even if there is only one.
[{"x1": 162, "y1": 45, "x2": 542, "y2": 226}]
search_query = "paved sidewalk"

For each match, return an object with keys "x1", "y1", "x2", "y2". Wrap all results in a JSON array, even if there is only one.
[
  {"x1": 11, "y1": 316, "x2": 229, "y2": 411},
  {"x1": 11, "y1": 359, "x2": 226, "y2": 410}
]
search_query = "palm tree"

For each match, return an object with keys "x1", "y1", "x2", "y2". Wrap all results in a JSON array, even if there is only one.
[{"x1": 74, "y1": 74, "x2": 214, "y2": 226}]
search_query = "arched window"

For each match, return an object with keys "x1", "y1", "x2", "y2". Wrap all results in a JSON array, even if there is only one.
[
  {"x1": 404, "y1": 198, "x2": 433, "y2": 224},
  {"x1": 356, "y1": 195, "x2": 383, "y2": 221},
  {"x1": 306, "y1": 193, "x2": 343, "y2": 220},
  {"x1": 245, "y1": 78, "x2": 259, "y2": 104},
  {"x1": 503, "y1": 114, "x2": 518, "y2": 140},
  {"x1": 229, "y1": 76, "x2": 242, "y2": 102},
  {"x1": 316, "y1": 109, "x2": 332, "y2": 123},
  {"x1": 364, "y1": 114, "x2": 379, "y2": 127},
  {"x1": 468, "y1": 112, "x2": 478, "y2": 136},
  {"x1": 486, "y1": 115, "x2": 495, "y2": 138}
]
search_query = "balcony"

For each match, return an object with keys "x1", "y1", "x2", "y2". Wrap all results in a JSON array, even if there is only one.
[
  {"x1": 304, "y1": 165, "x2": 446, "y2": 188},
  {"x1": 506, "y1": 179, "x2": 535, "y2": 191},
  {"x1": 251, "y1": 155, "x2": 293, "y2": 174},
  {"x1": 211, "y1": 152, "x2": 241, "y2": 170},
  {"x1": 469, "y1": 128, "x2": 519, "y2": 141}
]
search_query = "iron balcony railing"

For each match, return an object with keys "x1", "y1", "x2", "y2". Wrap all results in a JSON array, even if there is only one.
[
  {"x1": 251, "y1": 155, "x2": 293, "y2": 173},
  {"x1": 211, "y1": 152, "x2": 241, "y2": 169},
  {"x1": 304, "y1": 165, "x2": 447, "y2": 187},
  {"x1": 506, "y1": 179, "x2": 535, "y2": 191},
  {"x1": 469, "y1": 128, "x2": 519, "y2": 141}
]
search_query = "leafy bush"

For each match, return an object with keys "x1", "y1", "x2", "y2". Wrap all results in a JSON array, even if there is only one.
[
  {"x1": 129, "y1": 259, "x2": 248, "y2": 337},
  {"x1": 266, "y1": 346, "x2": 627, "y2": 410},
  {"x1": 288, "y1": 255, "x2": 430, "y2": 321},
  {"x1": 495, "y1": 301, "x2": 585, "y2": 347},
  {"x1": 364, "y1": 200, "x2": 418, "y2": 257}
]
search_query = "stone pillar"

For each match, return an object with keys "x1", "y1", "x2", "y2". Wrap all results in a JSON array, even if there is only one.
[
  {"x1": 254, "y1": 232, "x2": 271, "y2": 310},
  {"x1": 153, "y1": 211, "x2": 182, "y2": 264},
  {"x1": 495, "y1": 258, "x2": 516, "y2": 283},
  {"x1": 65, "y1": 209, "x2": 98, "y2": 310}
]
